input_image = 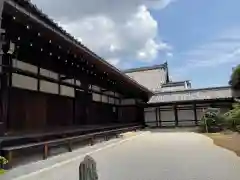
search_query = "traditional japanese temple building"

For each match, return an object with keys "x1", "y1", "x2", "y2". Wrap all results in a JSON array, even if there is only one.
[
  {"x1": 124, "y1": 63, "x2": 233, "y2": 128},
  {"x1": 0, "y1": 0, "x2": 153, "y2": 137},
  {"x1": 0, "y1": 0, "x2": 234, "y2": 137}
]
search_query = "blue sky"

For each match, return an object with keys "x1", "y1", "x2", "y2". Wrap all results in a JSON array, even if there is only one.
[
  {"x1": 33, "y1": 0, "x2": 240, "y2": 89},
  {"x1": 150, "y1": 0, "x2": 240, "y2": 88}
]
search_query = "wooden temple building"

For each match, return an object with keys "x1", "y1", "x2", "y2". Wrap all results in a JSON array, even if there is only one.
[
  {"x1": 124, "y1": 64, "x2": 234, "y2": 128},
  {"x1": 0, "y1": 0, "x2": 153, "y2": 139}
]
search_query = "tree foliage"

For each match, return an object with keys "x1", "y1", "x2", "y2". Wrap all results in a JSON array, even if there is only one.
[
  {"x1": 230, "y1": 64, "x2": 240, "y2": 90},
  {"x1": 223, "y1": 103, "x2": 240, "y2": 131},
  {"x1": 199, "y1": 108, "x2": 224, "y2": 132},
  {"x1": 0, "y1": 156, "x2": 8, "y2": 175}
]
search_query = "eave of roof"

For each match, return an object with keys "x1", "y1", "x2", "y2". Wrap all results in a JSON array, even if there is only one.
[
  {"x1": 6, "y1": 0, "x2": 153, "y2": 96},
  {"x1": 155, "y1": 86, "x2": 231, "y2": 95},
  {"x1": 162, "y1": 80, "x2": 190, "y2": 87},
  {"x1": 123, "y1": 63, "x2": 168, "y2": 74},
  {"x1": 148, "y1": 86, "x2": 232, "y2": 104}
]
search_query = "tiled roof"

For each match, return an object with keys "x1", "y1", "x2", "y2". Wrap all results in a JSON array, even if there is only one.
[
  {"x1": 149, "y1": 86, "x2": 232, "y2": 103},
  {"x1": 161, "y1": 80, "x2": 190, "y2": 88},
  {"x1": 123, "y1": 63, "x2": 167, "y2": 73}
]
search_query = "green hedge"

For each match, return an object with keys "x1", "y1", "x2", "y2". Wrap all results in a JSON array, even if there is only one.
[
  {"x1": 199, "y1": 104, "x2": 240, "y2": 133},
  {"x1": 199, "y1": 108, "x2": 224, "y2": 133},
  {"x1": 0, "y1": 156, "x2": 8, "y2": 175}
]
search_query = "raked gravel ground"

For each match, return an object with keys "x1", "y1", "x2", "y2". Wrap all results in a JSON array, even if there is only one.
[{"x1": 2, "y1": 129, "x2": 240, "y2": 180}]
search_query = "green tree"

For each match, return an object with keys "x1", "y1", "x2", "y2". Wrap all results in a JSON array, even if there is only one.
[
  {"x1": 199, "y1": 108, "x2": 224, "y2": 133},
  {"x1": 230, "y1": 65, "x2": 240, "y2": 90},
  {"x1": 223, "y1": 103, "x2": 240, "y2": 131}
]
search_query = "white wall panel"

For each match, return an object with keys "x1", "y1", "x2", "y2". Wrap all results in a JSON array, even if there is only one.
[
  {"x1": 109, "y1": 97, "x2": 115, "y2": 104},
  {"x1": 102, "y1": 95, "x2": 108, "y2": 103},
  {"x1": 160, "y1": 110, "x2": 175, "y2": 122},
  {"x1": 144, "y1": 109, "x2": 156, "y2": 122},
  {"x1": 40, "y1": 68, "x2": 58, "y2": 80},
  {"x1": 178, "y1": 109, "x2": 195, "y2": 126},
  {"x1": 178, "y1": 110, "x2": 194, "y2": 120},
  {"x1": 92, "y1": 85, "x2": 101, "y2": 92},
  {"x1": 12, "y1": 73, "x2": 38, "y2": 91},
  {"x1": 62, "y1": 79, "x2": 75, "y2": 85},
  {"x1": 60, "y1": 85, "x2": 75, "y2": 97},
  {"x1": 12, "y1": 59, "x2": 38, "y2": 73},
  {"x1": 160, "y1": 110, "x2": 175, "y2": 127},
  {"x1": 76, "y1": 80, "x2": 81, "y2": 86},
  {"x1": 40, "y1": 80, "x2": 58, "y2": 94},
  {"x1": 92, "y1": 93, "x2": 101, "y2": 102}
]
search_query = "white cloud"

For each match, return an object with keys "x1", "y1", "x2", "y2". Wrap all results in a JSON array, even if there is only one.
[
  {"x1": 166, "y1": 52, "x2": 173, "y2": 57},
  {"x1": 107, "y1": 58, "x2": 120, "y2": 66},
  {"x1": 32, "y1": 0, "x2": 174, "y2": 68}
]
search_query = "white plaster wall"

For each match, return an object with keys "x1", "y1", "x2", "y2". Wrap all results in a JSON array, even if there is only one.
[
  {"x1": 177, "y1": 110, "x2": 194, "y2": 120},
  {"x1": 177, "y1": 109, "x2": 195, "y2": 126},
  {"x1": 12, "y1": 59, "x2": 38, "y2": 73},
  {"x1": 160, "y1": 110, "x2": 175, "y2": 122},
  {"x1": 144, "y1": 109, "x2": 156, "y2": 122},
  {"x1": 62, "y1": 79, "x2": 75, "y2": 85},
  {"x1": 126, "y1": 68, "x2": 167, "y2": 91},
  {"x1": 109, "y1": 97, "x2": 115, "y2": 104},
  {"x1": 76, "y1": 80, "x2": 81, "y2": 86},
  {"x1": 40, "y1": 68, "x2": 58, "y2": 80},
  {"x1": 92, "y1": 85, "x2": 101, "y2": 92},
  {"x1": 92, "y1": 93, "x2": 101, "y2": 102},
  {"x1": 60, "y1": 85, "x2": 75, "y2": 97},
  {"x1": 102, "y1": 95, "x2": 108, "y2": 103},
  {"x1": 40, "y1": 80, "x2": 58, "y2": 94},
  {"x1": 12, "y1": 73, "x2": 38, "y2": 91}
]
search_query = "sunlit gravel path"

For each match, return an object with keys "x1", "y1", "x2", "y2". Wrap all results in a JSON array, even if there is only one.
[{"x1": 3, "y1": 130, "x2": 240, "y2": 180}]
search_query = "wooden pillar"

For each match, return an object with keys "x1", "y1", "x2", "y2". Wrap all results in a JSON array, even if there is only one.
[
  {"x1": 0, "y1": 0, "x2": 5, "y2": 135},
  {"x1": 37, "y1": 65, "x2": 40, "y2": 91},
  {"x1": 158, "y1": 108, "x2": 161, "y2": 127},
  {"x1": 0, "y1": 51, "x2": 12, "y2": 135},
  {"x1": 174, "y1": 105, "x2": 178, "y2": 127},
  {"x1": 155, "y1": 107, "x2": 158, "y2": 127},
  {"x1": 73, "y1": 78, "x2": 76, "y2": 125},
  {"x1": 193, "y1": 103, "x2": 198, "y2": 125}
]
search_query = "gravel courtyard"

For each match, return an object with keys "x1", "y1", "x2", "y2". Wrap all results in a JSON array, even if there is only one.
[{"x1": 3, "y1": 130, "x2": 240, "y2": 180}]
